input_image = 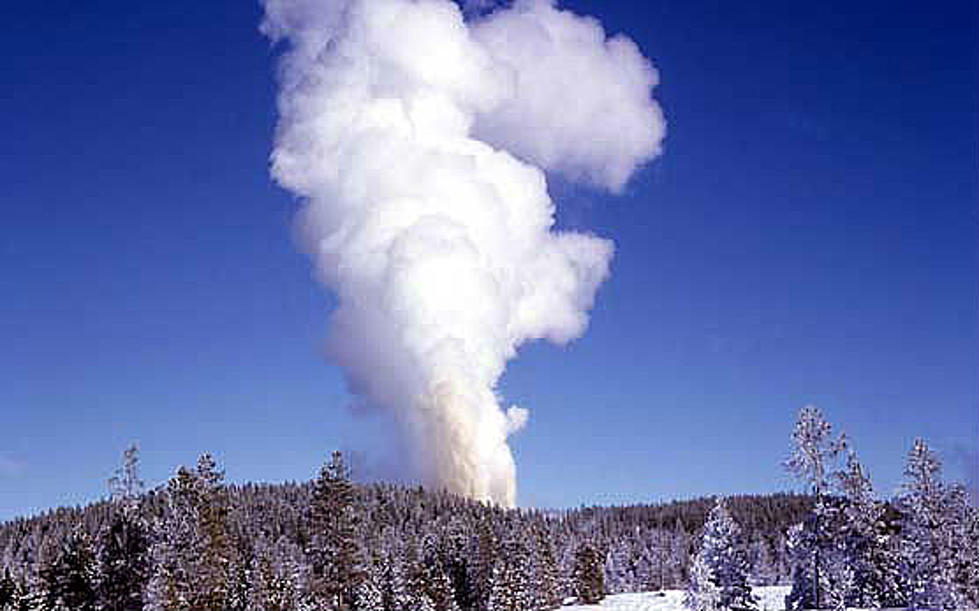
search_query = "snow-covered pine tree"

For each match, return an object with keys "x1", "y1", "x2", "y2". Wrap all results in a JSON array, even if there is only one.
[
  {"x1": 531, "y1": 523, "x2": 561, "y2": 610},
  {"x1": 687, "y1": 551, "x2": 723, "y2": 611},
  {"x1": 573, "y1": 542, "x2": 604, "y2": 604},
  {"x1": 379, "y1": 549, "x2": 411, "y2": 611},
  {"x1": 784, "y1": 405, "x2": 846, "y2": 610},
  {"x1": 146, "y1": 454, "x2": 235, "y2": 611},
  {"x1": 473, "y1": 517, "x2": 498, "y2": 611},
  {"x1": 0, "y1": 568, "x2": 17, "y2": 609},
  {"x1": 899, "y1": 438, "x2": 964, "y2": 610},
  {"x1": 308, "y1": 450, "x2": 363, "y2": 611},
  {"x1": 828, "y1": 450, "x2": 903, "y2": 608},
  {"x1": 250, "y1": 537, "x2": 298, "y2": 611},
  {"x1": 961, "y1": 504, "x2": 979, "y2": 608},
  {"x1": 39, "y1": 526, "x2": 98, "y2": 611},
  {"x1": 194, "y1": 453, "x2": 236, "y2": 611},
  {"x1": 486, "y1": 532, "x2": 532, "y2": 611},
  {"x1": 96, "y1": 504, "x2": 148, "y2": 611},
  {"x1": 405, "y1": 544, "x2": 437, "y2": 611},
  {"x1": 786, "y1": 521, "x2": 828, "y2": 611},
  {"x1": 97, "y1": 444, "x2": 149, "y2": 611},
  {"x1": 353, "y1": 567, "x2": 383, "y2": 611},
  {"x1": 686, "y1": 498, "x2": 755, "y2": 611}
]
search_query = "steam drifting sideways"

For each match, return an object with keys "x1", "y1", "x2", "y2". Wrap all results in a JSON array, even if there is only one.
[{"x1": 261, "y1": 0, "x2": 665, "y2": 507}]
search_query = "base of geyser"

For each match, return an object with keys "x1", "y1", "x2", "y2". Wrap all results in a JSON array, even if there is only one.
[{"x1": 408, "y1": 381, "x2": 528, "y2": 508}]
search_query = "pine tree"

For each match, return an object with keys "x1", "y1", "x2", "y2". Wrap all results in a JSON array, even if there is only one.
[
  {"x1": 379, "y1": 550, "x2": 411, "y2": 611},
  {"x1": 40, "y1": 526, "x2": 98, "y2": 611},
  {"x1": 97, "y1": 505, "x2": 148, "y2": 611},
  {"x1": 195, "y1": 453, "x2": 235, "y2": 611},
  {"x1": 899, "y1": 438, "x2": 964, "y2": 610},
  {"x1": 827, "y1": 450, "x2": 903, "y2": 608},
  {"x1": 473, "y1": 517, "x2": 498, "y2": 611},
  {"x1": 353, "y1": 568, "x2": 383, "y2": 611},
  {"x1": 0, "y1": 569, "x2": 17, "y2": 609},
  {"x1": 249, "y1": 535, "x2": 308, "y2": 611},
  {"x1": 532, "y1": 524, "x2": 561, "y2": 610},
  {"x1": 687, "y1": 552, "x2": 723, "y2": 611},
  {"x1": 146, "y1": 453, "x2": 234, "y2": 611},
  {"x1": 573, "y1": 542, "x2": 604, "y2": 604},
  {"x1": 686, "y1": 498, "x2": 755, "y2": 611},
  {"x1": 309, "y1": 450, "x2": 363, "y2": 611},
  {"x1": 486, "y1": 534, "x2": 531, "y2": 611},
  {"x1": 97, "y1": 444, "x2": 148, "y2": 611},
  {"x1": 784, "y1": 405, "x2": 846, "y2": 609},
  {"x1": 960, "y1": 505, "x2": 979, "y2": 607}
]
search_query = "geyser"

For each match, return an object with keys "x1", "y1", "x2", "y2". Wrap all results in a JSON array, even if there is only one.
[{"x1": 262, "y1": 0, "x2": 665, "y2": 506}]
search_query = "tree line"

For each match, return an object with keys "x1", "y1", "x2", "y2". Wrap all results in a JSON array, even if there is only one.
[{"x1": 0, "y1": 407, "x2": 975, "y2": 610}]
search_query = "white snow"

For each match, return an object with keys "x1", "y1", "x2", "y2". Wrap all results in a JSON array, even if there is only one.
[{"x1": 562, "y1": 586, "x2": 791, "y2": 611}]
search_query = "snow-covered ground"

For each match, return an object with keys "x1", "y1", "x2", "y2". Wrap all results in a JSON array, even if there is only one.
[{"x1": 563, "y1": 585, "x2": 791, "y2": 611}]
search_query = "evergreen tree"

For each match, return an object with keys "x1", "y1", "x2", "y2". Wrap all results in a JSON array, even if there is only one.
[
  {"x1": 353, "y1": 568, "x2": 383, "y2": 611},
  {"x1": 828, "y1": 450, "x2": 903, "y2": 608},
  {"x1": 195, "y1": 453, "x2": 235, "y2": 610},
  {"x1": 97, "y1": 506, "x2": 148, "y2": 611},
  {"x1": 532, "y1": 524, "x2": 561, "y2": 610},
  {"x1": 97, "y1": 444, "x2": 149, "y2": 611},
  {"x1": 40, "y1": 527, "x2": 98, "y2": 611},
  {"x1": 686, "y1": 498, "x2": 755, "y2": 611},
  {"x1": 309, "y1": 450, "x2": 363, "y2": 611},
  {"x1": 687, "y1": 552, "x2": 723, "y2": 611},
  {"x1": 473, "y1": 517, "x2": 498, "y2": 611},
  {"x1": 486, "y1": 534, "x2": 531, "y2": 611},
  {"x1": 378, "y1": 550, "x2": 411, "y2": 611},
  {"x1": 784, "y1": 405, "x2": 846, "y2": 609},
  {"x1": 0, "y1": 569, "x2": 17, "y2": 609},
  {"x1": 573, "y1": 542, "x2": 604, "y2": 604},
  {"x1": 146, "y1": 453, "x2": 234, "y2": 611},
  {"x1": 899, "y1": 439, "x2": 964, "y2": 610}
]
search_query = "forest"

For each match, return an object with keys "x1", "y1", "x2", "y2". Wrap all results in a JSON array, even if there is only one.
[{"x1": 0, "y1": 407, "x2": 976, "y2": 611}]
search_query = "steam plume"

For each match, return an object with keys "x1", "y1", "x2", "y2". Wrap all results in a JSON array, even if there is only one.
[{"x1": 262, "y1": 0, "x2": 665, "y2": 506}]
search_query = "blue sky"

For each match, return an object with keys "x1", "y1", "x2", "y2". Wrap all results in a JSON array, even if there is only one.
[{"x1": 1, "y1": 0, "x2": 976, "y2": 521}]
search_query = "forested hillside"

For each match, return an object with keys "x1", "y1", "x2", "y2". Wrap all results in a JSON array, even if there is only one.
[
  {"x1": 0, "y1": 447, "x2": 809, "y2": 610},
  {"x1": 1, "y1": 408, "x2": 976, "y2": 611}
]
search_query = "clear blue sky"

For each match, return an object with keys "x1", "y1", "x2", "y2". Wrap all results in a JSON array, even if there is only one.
[{"x1": 2, "y1": 0, "x2": 976, "y2": 521}]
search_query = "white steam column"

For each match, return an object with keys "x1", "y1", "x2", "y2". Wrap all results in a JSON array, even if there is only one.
[{"x1": 262, "y1": 0, "x2": 665, "y2": 507}]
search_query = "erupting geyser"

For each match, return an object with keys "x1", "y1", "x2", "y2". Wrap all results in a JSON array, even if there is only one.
[{"x1": 262, "y1": 0, "x2": 665, "y2": 506}]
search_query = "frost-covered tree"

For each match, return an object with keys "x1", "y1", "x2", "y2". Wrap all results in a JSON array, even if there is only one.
[
  {"x1": 309, "y1": 450, "x2": 363, "y2": 611},
  {"x1": 250, "y1": 537, "x2": 302, "y2": 611},
  {"x1": 960, "y1": 506, "x2": 979, "y2": 607},
  {"x1": 573, "y1": 542, "x2": 604, "y2": 604},
  {"x1": 97, "y1": 444, "x2": 149, "y2": 611},
  {"x1": 353, "y1": 569, "x2": 383, "y2": 611},
  {"x1": 899, "y1": 438, "x2": 964, "y2": 610},
  {"x1": 378, "y1": 549, "x2": 411, "y2": 611},
  {"x1": 40, "y1": 526, "x2": 98, "y2": 611},
  {"x1": 825, "y1": 450, "x2": 903, "y2": 608},
  {"x1": 784, "y1": 405, "x2": 846, "y2": 609},
  {"x1": 687, "y1": 552, "x2": 723, "y2": 611},
  {"x1": 0, "y1": 569, "x2": 15, "y2": 609},
  {"x1": 146, "y1": 453, "x2": 236, "y2": 611},
  {"x1": 97, "y1": 504, "x2": 148, "y2": 611},
  {"x1": 532, "y1": 524, "x2": 561, "y2": 610},
  {"x1": 686, "y1": 499, "x2": 755, "y2": 611},
  {"x1": 487, "y1": 534, "x2": 531, "y2": 611}
]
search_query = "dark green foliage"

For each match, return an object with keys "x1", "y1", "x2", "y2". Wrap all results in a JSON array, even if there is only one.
[
  {"x1": 97, "y1": 505, "x2": 148, "y2": 611},
  {"x1": 0, "y1": 569, "x2": 17, "y2": 609},
  {"x1": 40, "y1": 527, "x2": 98, "y2": 611},
  {"x1": 573, "y1": 542, "x2": 605, "y2": 604},
  {"x1": 309, "y1": 450, "x2": 364, "y2": 611},
  {"x1": 1, "y1": 437, "x2": 972, "y2": 610}
]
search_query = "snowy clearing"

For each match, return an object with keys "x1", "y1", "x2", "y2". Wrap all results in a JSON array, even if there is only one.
[{"x1": 563, "y1": 586, "x2": 791, "y2": 611}]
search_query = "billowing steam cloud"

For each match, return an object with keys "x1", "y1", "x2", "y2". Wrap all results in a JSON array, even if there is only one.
[{"x1": 262, "y1": 0, "x2": 665, "y2": 506}]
